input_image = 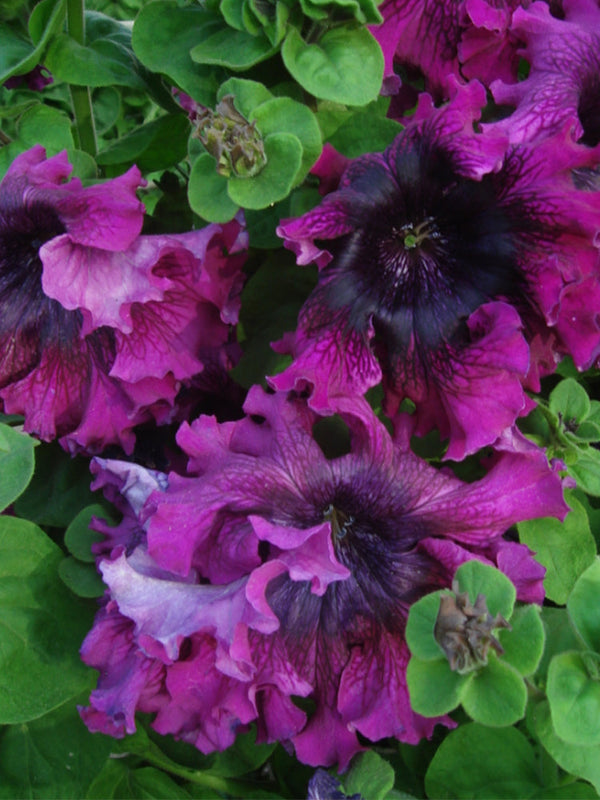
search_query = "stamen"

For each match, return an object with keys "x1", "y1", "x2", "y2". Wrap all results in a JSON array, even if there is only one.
[{"x1": 323, "y1": 503, "x2": 354, "y2": 539}]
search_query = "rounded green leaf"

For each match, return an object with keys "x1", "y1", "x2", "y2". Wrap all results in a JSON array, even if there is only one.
[
  {"x1": 499, "y1": 604, "x2": 545, "y2": 677},
  {"x1": 425, "y1": 724, "x2": 541, "y2": 799},
  {"x1": 191, "y1": 24, "x2": 277, "y2": 70},
  {"x1": 18, "y1": 104, "x2": 74, "y2": 153},
  {"x1": 569, "y1": 447, "x2": 600, "y2": 497},
  {"x1": 549, "y1": 378, "x2": 591, "y2": 425},
  {"x1": 59, "y1": 557, "x2": 105, "y2": 598},
  {"x1": 405, "y1": 590, "x2": 446, "y2": 661},
  {"x1": 188, "y1": 152, "x2": 240, "y2": 223},
  {"x1": 518, "y1": 492, "x2": 596, "y2": 605},
  {"x1": 0, "y1": 423, "x2": 36, "y2": 513},
  {"x1": 281, "y1": 25, "x2": 383, "y2": 106},
  {"x1": 217, "y1": 77, "x2": 273, "y2": 119},
  {"x1": 227, "y1": 132, "x2": 303, "y2": 209},
  {"x1": 132, "y1": 1, "x2": 221, "y2": 104},
  {"x1": 461, "y1": 656, "x2": 527, "y2": 727},
  {"x1": 342, "y1": 751, "x2": 395, "y2": 800},
  {"x1": 568, "y1": 559, "x2": 600, "y2": 652},
  {"x1": 0, "y1": 516, "x2": 94, "y2": 723},
  {"x1": 455, "y1": 560, "x2": 516, "y2": 620},
  {"x1": 64, "y1": 504, "x2": 110, "y2": 563},
  {"x1": 406, "y1": 656, "x2": 468, "y2": 716},
  {"x1": 534, "y1": 700, "x2": 600, "y2": 795},
  {"x1": 251, "y1": 96, "x2": 322, "y2": 183},
  {"x1": 547, "y1": 651, "x2": 600, "y2": 746},
  {"x1": 329, "y1": 108, "x2": 402, "y2": 157}
]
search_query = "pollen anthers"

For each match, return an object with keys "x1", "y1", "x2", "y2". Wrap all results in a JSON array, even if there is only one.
[
  {"x1": 434, "y1": 580, "x2": 511, "y2": 675},
  {"x1": 323, "y1": 503, "x2": 354, "y2": 540}
]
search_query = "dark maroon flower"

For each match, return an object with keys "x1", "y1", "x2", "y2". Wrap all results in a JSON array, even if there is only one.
[{"x1": 274, "y1": 82, "x2": 600, "y2": 459}]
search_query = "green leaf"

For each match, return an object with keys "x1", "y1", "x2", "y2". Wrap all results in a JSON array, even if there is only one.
[
  {"x1": 0, "y1": 516, "x2": 94, "y2": 723},
  {"x1": 0, "y1": 423, "x2": 36, "y2": 512},
  {"x1": 13, "y1": 443, "x2": 98, "y2": 528},
  {"x1": 58, "y1": 557, "x2": 105, "y2": 598},
  {"x1": 461, "y1": 656, "x2": 527, "y2": 727},
  {"x1": 0, "y1": 0, "x2": 66, "y2": 84},
  {"x1": 64, "y1": 504, "x2": 110, "y2": 563},
  {"x1": 0, "y1": 698, "x2": 112, "y2": 799},
  {"x1": 45, "y1": 15, "x2": 146, "y2": 89},
  {"x1": 425, "y1": 724, "x2": 541, "y2": 799},
  {"x1": 568, "y1": 559, "x2": 600, "y2": 652},
  {"x1": 328, "y1": 107, "x2": 402, "y2": 157},
  {"x1": 499, "y1": 604, "x2": 545, "y2": 677},
  {"x1": 537, "y1": 607, "x2": 583, "y2": 680},
  {"x1": 188, "y1": 152, "x2": 239, "y2": 223},
  {"x1": 406, "y1": 656, "x2": 467, "y2": 716},
  {"x1": 216, "y1": 77, "x2": 273, "y2": 119},
  {"x1": 454, "y1": 560, "x2": 516, "y2": 620},
  {"x1": 96, "y1": 114, "x2": 189, "y2": 171},
  {"x1": 547, "y1": 651, "x2": 600, "y2": 746},
  {"x1": 208, "y1": 727, "x2": 276, "y2": 778},
  {"x1": 191, "y1": 23, "x2": 277, "y2": 70},
  {"x1": 342, "y1": 751, "x2": 395, "y2": 800},
  {"x1": 281, "y1": 25, "x2": 383, "y2": 106},
  {"x1": 405, "y1": 590, "x2": 446, "y2": 661},
  {"x1": 534, "y1": 700, "x2": 600, "y2": 795},
  {"x1": 227, "y1": 132, "x2": 303, "y2": 208},
  {"x1": 132, "y1": 2, "x2": 221, "y2": 105},
  {"x1": 570, "y1": 447, "x2": 600, "y2": 497},
  {"x1": 550, "y1": 378, "x2": 591, "y2": 425},
  {"x1": 17, "y1": 103, "x2": 75, "y2": 152},
  {"x1": 517, "y1": 492, "x2": 596, "y2": 605},
  {"x1": 531, "y1": 784, "x2": 599, "y2": 799},
  {"x1": 251, "y1": 96, "x2": 322, "y2": 183},
  {"x1": 300, "y1": 0, "x2": 383, "y2": 23}
]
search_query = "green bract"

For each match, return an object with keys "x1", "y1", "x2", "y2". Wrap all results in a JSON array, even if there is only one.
[
  {"x1": 406, "y1": 561, "x2": 544, "y2": 727},
  {"x1": 188, "y1": 79, "x2": 322, "y2": 222}
]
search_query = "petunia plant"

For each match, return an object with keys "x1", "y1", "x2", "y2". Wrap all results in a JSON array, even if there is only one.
[{"x1": 2, "y1": 0, "x2": 600, "y2": 797}]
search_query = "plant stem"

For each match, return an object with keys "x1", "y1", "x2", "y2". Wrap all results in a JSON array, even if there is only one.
[{"x1": 66, "y1": 0, "x2": 97, "y2": 156}]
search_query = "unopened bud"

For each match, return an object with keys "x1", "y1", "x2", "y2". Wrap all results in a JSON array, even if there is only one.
[
  {"x1": 195, "y1": 95, "x2": 267, "y2": 178},
  {"x1": 434, "y1": 580, "x2": 511, "y2": 674}
]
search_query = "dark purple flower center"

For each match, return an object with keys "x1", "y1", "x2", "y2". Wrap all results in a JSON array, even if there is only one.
[
  {"x1": 0, "y1": 198, "x2": 115, "y2": 386},
  {"x1": 577, "y1": 71, "x2": 600, "y2": 147},
  {"x1": 265, "y1": 468, "x2": 444, "y2": 640},
  {"x1": 316, "y1": 137, "x2": 523, "y2": 363}
]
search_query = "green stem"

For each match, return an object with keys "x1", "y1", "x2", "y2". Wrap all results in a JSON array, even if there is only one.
[{"x1": 66, "y1": 0, "x2": 97, "y2": 156}]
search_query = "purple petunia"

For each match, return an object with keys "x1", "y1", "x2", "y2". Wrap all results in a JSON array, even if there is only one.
[
  {"x1": 370, "y1": 0, "x2": 528, "y2": 99},
  {"x1": 0, "y1": 146, "x2": 248, "y2": 454},
  {"x1": 79, "y1": 385, "x2": 565, "y2": 768},
  {"x1": 485, "y1": 0, "x2": 600, "y2": 147},
  {"x1": 273, "y1": 81, "x2": 600, "y2": 459}
]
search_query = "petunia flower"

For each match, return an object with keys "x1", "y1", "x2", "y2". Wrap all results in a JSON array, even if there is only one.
[
  {"x1": 273, "y1": 81, "x2": 600, "y2": 459},
  {"x1": 79, "y1": 386, "x2": 566, "y2": 768},
  {"x1": 485, "y1": 0, "x2": 600, "y2": 147},
  {"x1": 370, "y1": 0, "x2": 527, "y2": 99},
  {"x1": 0, "y1": 145, "x2": 248, "y2": 454}
]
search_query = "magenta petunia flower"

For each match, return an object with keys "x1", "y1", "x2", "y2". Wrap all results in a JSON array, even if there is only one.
[
  {"x1": 370, "y1": 0, "x2": 527, "y2": 98},
  {"x1": 80, "y1": 386, "x2": 566, "y2": 768},
  {"x1": 273, "y1": 82, "x2": 600, "y2": 459},
  {"x1": 0, "y1": 146, "x2": 248, "y2": 454},
  {"x1": 485, "y1": 0, "x2": 600, "y2": 146}
]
